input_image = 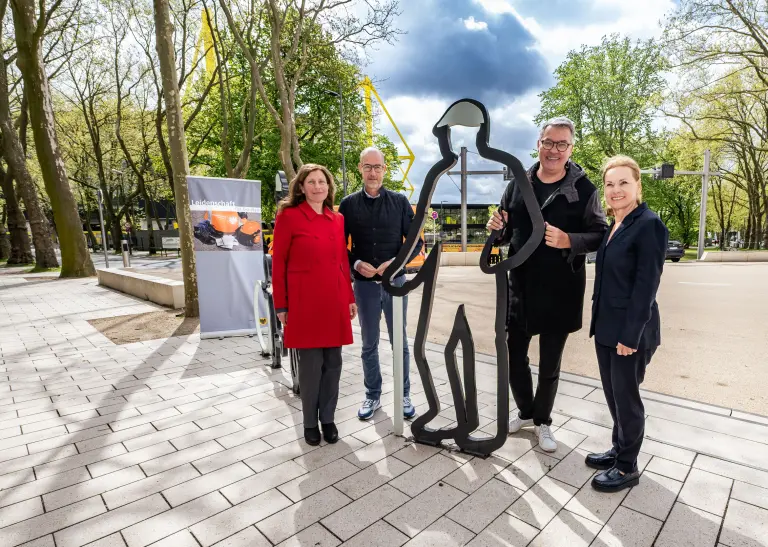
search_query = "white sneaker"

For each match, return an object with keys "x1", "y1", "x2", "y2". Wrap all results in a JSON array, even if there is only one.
[
  {"x1": 508, "y1": 414, "x2": 534, "y2": 434},
  {"x1": 536, "y1": 424, "x2": 557, "y2": 452}
]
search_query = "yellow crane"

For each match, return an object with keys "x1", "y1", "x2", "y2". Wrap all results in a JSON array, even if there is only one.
[
  {"x1": 184, "y1": 9, "x2": 217, "y2": 102},
  {"x1": 360, "y1": 77, "x2": 416, "y2": 200}
]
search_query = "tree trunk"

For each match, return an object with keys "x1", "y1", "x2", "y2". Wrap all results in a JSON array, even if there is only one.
[
  {"x1": 153, "y1": 0, "x2": 198, "y2": 316},
  {"x1": 0, "y1": 204, "x2": 11, "y2": 260},
  {"x1": 0, "y1": 50, "x2": 57, "y2": 268},
  {"x1": 144, "y1": 189, "x2": 156, "y2": 255},
  {"x1": 9, "y1": 0, "x2": 94, "y2": 277},
  {"x1": 109, "y1": 218, "x2": 122, "y2": 255},
  {"x1": 0, "y1": 168, "x2": 33, "y2": 264},
  {"x1": 279, "y1": 127, "x2": 296, "y2": 181}
]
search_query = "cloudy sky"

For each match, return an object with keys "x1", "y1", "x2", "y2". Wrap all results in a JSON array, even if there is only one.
[{"x1": 363, "y1": 0, "x2": 676, "y2": 204}]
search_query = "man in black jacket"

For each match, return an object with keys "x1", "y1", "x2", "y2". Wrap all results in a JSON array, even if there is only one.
[
  {"x1": 487, "y1": 117, "x2": 608, "y2": 452},
  {"x1": 339, "y1": 147, "x2": 423, "y2": 420}
]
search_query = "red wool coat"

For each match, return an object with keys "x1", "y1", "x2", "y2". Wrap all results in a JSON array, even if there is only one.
[{"x1": 272, "y1": 201, "x2": 355, "y2": 349}]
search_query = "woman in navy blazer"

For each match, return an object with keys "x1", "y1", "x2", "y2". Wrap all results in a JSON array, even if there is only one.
[{"x1": 586, "y1": 156, "x2": 668, "y2": 493}]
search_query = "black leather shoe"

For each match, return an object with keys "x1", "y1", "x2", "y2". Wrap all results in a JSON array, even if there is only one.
[
  {"x1": 304, "y1": 427, "x2": 321, "y2": 446},
  {"x1": 592, "y1": 467, "x2": 640, "y2": 492},
  {"x1": 321, "y1": 423, "x2": 338, "y2": 444},
  {"x1": 585, "y1": 450, "x2": 617, "y2": 470}
]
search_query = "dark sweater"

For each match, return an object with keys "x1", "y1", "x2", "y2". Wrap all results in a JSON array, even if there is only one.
[
  {"x1": 338, "y1": 187, "x2": 423, "y2": 282},
  {"x1": 497, "y1": 161, "x2": 608, "y2": 334}
]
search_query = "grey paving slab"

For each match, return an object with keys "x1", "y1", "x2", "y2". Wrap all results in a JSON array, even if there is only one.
[
  {"x1": 730, "y1": 481, "x2": 768, "y2": 511},
  {"x1": 445, "y1": 477, "x2": 522, "y2": 533},
  {"x1": 527, "y1": 510, "x2": 602, "y2": 547},
  {"x1": 385, "y1": 482, "x2": 466, "y2": 538},
  {"x1": 321, "y1": 484, "x2": 409, "y2": 541},
  {"x1": 591, "y1": 506, "x2": 662, "y2": 547},
  {"x1": 719, "y1": 499, "x2": 768, "y2": 547},
  {"x1": 403, "y1": 517, "x2": 475, "y2": 547},
  {"x1": 622, "y1": 471, "x2": 682, "y2": 521},
  {"x1": 466, "y1": 513, "x2": 538, "y2": 547},
  {"x1": 655, "y1": 502, "x2": 721, "y2": 547},
  {"x1": 506, "y1": 476, "x2": 577, "y2": 530},
  {"x1": 564, "y1": 478, "x2": 628, "y2": 525},
  {"x1": 678, "y1": 468, "x2": 733, "y2": 517},
  {"x1": 339, "y1": 519, "x2": 408, "y2": 547}
]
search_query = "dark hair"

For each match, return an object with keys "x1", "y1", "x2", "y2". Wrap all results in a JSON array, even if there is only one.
[{"x1": 277, "y1": 164, "x2": 336, "y2": 213}]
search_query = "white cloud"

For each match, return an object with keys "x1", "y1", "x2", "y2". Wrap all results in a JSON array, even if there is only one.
[
  {"x1": 515, "y1": 0, "x2": 675, "y2": 66},
  {"x1": 463, "y1": 16, "x2": 488, "y2": 31},
  {"x1": 472, "y1": 0, "x2": 515, "y2": 15},
  {"x1": 472, "y1": 0, "x2": 675, "y2": 67}
]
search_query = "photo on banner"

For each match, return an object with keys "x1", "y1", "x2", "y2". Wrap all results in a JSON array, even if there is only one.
[{"x1": 188, "y1": 176, "x2": 267, "y2": 338}]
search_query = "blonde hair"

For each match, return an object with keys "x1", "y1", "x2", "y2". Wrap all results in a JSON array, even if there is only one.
[
  {"x1": 602, "y1": 155, "x2": 643, "y2": 217},
  {"x1": 277, "y1": 164, "x2": 336, "y2": 213}
]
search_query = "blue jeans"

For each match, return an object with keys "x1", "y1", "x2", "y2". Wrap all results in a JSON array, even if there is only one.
[{"x1": 354, "y1": 275, "x2": 410, "y2": 400}]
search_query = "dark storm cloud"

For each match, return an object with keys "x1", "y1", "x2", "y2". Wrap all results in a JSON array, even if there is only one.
[{"x1": 370, "y1": 0, "x2": 551, "y2": 101}]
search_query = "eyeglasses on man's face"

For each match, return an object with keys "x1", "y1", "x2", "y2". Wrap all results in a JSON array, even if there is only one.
[
  {"x1": 540, "y1": 140, "x2": 572, "y2": 152},
  {"x1": 362, "y1": 164, "x2": 385, "y2": 173}
]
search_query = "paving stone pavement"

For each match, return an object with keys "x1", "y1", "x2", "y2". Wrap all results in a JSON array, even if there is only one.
[{"x1": 1, "y1": 275, "x2": 767, "y2": 546}]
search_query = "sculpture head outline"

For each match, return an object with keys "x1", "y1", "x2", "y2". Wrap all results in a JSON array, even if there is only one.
[{"x1": 382, "y1": 98, "x2": 545, "y2": 296}]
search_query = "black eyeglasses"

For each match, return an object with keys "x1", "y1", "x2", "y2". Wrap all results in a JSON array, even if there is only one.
[{"x1": 541, "y1": 140, "x2": 572, "y2": 152}]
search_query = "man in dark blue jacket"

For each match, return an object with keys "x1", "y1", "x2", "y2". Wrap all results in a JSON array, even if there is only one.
[{"x1": 339, "y1": 147, "x2": 423, "y2": 420}]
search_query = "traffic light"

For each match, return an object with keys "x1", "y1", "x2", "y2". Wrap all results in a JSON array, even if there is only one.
[{"x1": 659, "y1": 163, "x2": 675, "y2": 179}]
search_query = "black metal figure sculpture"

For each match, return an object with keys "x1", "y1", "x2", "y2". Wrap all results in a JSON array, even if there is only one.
[{"x1": 381, "y1": 99, "x2": 545, "y2": 457}]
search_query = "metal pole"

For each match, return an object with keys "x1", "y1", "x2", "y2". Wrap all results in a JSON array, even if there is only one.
[
  {"x1": 96, "y1": 190, "x2": 109, "y2": 268},
  {"x1": 460, "y1": 146, "x2": 467, "y2": 252},
  {"x1": 698, "y1": 149, "x2": 711, "y2": 260},
  {"x1": 393, "y1": 295, "x2": 404, "y2": 436},
  {"x1": 339, "y1": 84, "x2": 347, "y2": 197}
]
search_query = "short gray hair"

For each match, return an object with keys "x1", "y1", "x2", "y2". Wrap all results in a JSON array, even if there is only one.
[
  {"x1": 539, "y1": 117, "x2": 575, "y2": 141},
  {"x1": 359, "y1": 146, "x2": 385, "y2": 164}
]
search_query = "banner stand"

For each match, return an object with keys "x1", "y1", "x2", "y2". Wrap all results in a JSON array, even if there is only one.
[{"x1": 187, "y1": 175, "x2": 266, "y2": 339}]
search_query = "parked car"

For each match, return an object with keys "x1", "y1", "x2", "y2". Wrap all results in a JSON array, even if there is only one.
[
  {"x1": 586, "y1": 240, "x2": 684, "y2": 264},
  {"x1": 666, "y1": 240, "x2": 685, "y2": 262}
]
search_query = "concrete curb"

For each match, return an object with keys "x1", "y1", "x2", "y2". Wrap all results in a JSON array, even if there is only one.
[
  {"x1": 96, "y1": 267, "x2": 184, "y2": 308},
  {"x1": 702, "y1": 251, "x2": 768, "y2": 262}
]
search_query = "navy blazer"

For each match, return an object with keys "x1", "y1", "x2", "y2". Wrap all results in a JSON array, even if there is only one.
[{"x1": 589, "y1": 203, "x2": 668, "y2": 350}]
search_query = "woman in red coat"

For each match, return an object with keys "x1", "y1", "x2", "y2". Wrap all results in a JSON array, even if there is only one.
[{"x1": 272, "y1": 164, "x2": 357, "y2": 446}]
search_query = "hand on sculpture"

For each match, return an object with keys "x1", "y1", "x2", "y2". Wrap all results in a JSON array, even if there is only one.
[
  {"x1": 356, "y1": 261, "x2": 378, "y2": 278},
  {"x1": 544, "y1": 222, "x2": 571, "y2": 249},
  {"x1": 487, "y1": 210, "x2": 507, "y2": 232},
  {"x1": 376, "y1": 259, "x2": 393, "y2": 276}
]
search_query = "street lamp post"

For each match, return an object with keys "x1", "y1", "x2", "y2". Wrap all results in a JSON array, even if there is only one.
[
  {"x1": 96, "y1": 189, "x2": 109, "y2": 268},
  {"x1": 324, "y1": 85, "x2": 347, "y2": 196}
]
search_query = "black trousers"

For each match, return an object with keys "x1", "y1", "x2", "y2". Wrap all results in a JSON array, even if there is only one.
[
  {"x1": 595, "y1": 342, "x2": 656, "y2": 473},
  {"x1": 296, "y1": 347, "x2": 343, "y2": 427},
  {"x1": 508, "y1": 324, "x2": 569, "y2": 426}
]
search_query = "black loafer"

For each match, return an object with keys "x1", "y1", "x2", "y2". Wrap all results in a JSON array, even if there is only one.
[
  {"x1": 321, "y1": 423, "x2": 338, "y2": 444},
  {"x1": 585, "y1": 450, "x2": 617, "y2": 470},
  {"x1": 592, "y1": 467, "x2": 640, "y2": 492},
  {"x1": 304, "y1": 427, "x2": 321, "y2": 446}
]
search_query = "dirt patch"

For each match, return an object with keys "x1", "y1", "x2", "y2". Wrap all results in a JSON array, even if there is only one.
[{"x1": 88, "y1": 309, "x2": 199, "y2": 345}]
